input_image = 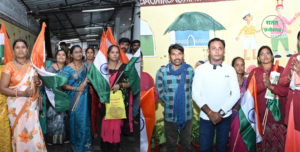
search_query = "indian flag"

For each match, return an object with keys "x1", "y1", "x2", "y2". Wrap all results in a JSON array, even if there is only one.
[
  {"x1": 239, "y1": 71, "x2": 263, "y2": 152},
  {"x1": 106, "y1": 27, "x2": 129, "y2": 64},
  {"x1": 124, "y1": 48, "x2": 140, "y2": 95},
  {"x1": 31, "y1": 22, "x2": 69, "y2": 112},
  {"x1": 0, "y1": 22, "x2": 13, "y2": 64},
  {"x1": 87, "y1": 30, "x2": 110, "y2": 103},
  {"x1": 140, "y1": 87, "x2": 155, "y2": 152}
]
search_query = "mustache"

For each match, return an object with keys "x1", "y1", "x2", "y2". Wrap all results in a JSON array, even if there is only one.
[
  {"x1": 174, "y1": 59, "x2": 181, "y2": 61},
  {"x1": 121, "y1": 47, "x2": 126, "y2": 50}
]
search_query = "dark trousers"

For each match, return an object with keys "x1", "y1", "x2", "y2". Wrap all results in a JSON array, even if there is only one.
[
  {"x1": 199, "y1": 117, "x2": 231, "y2": 152},
  {"x1": 164, "y1": 119, "x2": 192, "y2": 152}
]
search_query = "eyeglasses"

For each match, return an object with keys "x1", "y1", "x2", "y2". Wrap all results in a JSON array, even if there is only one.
[
  {"x1": 74, "y1": 51, "x2": 83, "y2": 54},
  {"x1": 259, "y1": 52, "x2": 271, "y2": 56}
]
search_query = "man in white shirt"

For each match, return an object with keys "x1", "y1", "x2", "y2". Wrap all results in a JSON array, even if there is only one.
[{"x1": 192, "y1": 38, "x2": 240, "y2": 152}]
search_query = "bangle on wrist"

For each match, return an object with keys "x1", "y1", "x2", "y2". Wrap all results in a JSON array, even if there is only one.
[
  {"x1": 36, "y1": 80, "x2": 43, "y2": 86},
  {"x1": 15, "y1": 90, "x2": 19, "y2": 97},
  {"x1": 207, "y1": 110, "x2": 213, "y2": 116},
  {"x1": 119, "y1": 83, "x2": 123, "y2": 88}
]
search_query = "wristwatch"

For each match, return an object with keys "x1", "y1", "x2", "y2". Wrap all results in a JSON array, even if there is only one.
[{"x1": 219, "y1": 109, "x2": 225, "y2": 116}]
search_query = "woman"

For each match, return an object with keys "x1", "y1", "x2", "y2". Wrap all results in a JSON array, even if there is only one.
[
  {"x1": 281, "y1": 31, "x2": 300, "y2": 151},
  {"x1": 45, "y1": 50, "x2": 69, "y2": 145},
  {"x1": 66, "y1": 49, "x2": 71, "y2": 65},
  {"x1": 230, "y1": 57, "x2": 248, "y2": 152},
  {"x1": 61, "y1": 45, "x2": 92, "y2": 152},
  {"x1": 100, "y1": 45, "x2": 131, "y2": 152},
  {"x1": 39, "y1": 51, "x2": 52, "y2": 135},
  {"x1": 85, "y1": 47, "x2": 100, "y2": 137},
  {"x1": 0, "y1": 65, "x2": 12, "y2": 152},
  {"x1": 0, "y1": 39, "x2": 46, "y2": 152},
  {"x1": 247, "y1": 46, "x2": 288, "y2": 152}
]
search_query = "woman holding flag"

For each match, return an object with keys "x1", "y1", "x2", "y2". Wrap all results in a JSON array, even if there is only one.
[
  {"x1": 45, "y1": 49, "x2": 69, "y2": 145},
  {"x1": 61, "y1": 45, "x2": 92, "y2": 152},
  {"x1": 85, "y1": 47, "x2": 100, "y2": 138},
  {"x1": 39, "y1": 51, "x2": 52, "y2": 136},
  {"x1": 246, "y1": 46, "x2": 288, "y2": 152},
  {"x1": 100, "y1": 45, "x2": 131, "y2": 152},
  {"x1": 0, "y1": 39, "x2": 47, "y2": 152},
  {"x1": 230, "y1": 57, "x2": 248, "y2": 152}
]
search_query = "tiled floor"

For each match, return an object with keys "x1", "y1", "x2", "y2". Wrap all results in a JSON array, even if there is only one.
[{"x1": 46, "y1": 118, "x2": 140, "y2": 152}]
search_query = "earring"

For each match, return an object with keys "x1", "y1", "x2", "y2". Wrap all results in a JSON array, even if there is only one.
[{"x1": 258, "y1": 60, "x2": 261, "y2": 64}]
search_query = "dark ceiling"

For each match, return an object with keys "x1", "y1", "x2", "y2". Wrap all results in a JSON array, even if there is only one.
[{"x1": 17, "y1": 0, "x2": 137, "y2": 41}]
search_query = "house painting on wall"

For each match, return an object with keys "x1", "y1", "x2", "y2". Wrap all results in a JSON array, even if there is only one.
[{"x1": 164, "y1": 12, "x2": 226, "y2": 47}]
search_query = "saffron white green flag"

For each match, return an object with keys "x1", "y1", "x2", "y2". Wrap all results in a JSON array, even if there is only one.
[
  {"x1": 239, "y1": 71, "x2": 263, "y2": 152},
  {"x1": 87, "y1": 30, "x2": 110, "y2": 103},
  {"x1": 31, "y1": 22, "x2": 69, "y2": 112},
  {"x1": 124, "y1": 48, "x2": 140, "y2": 95}
]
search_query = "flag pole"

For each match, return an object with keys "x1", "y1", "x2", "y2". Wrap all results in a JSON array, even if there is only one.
[{"x1": 232, "y1": 129, "x2": 240, "y2": 152}]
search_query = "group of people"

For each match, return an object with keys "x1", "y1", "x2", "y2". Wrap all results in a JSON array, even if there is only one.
[
  {"x1": 155, "y1": 31, "x2": 300, "y2": 152},
  {"x1": 0, "y1": 37, "x2": 140, "y2": 152}
]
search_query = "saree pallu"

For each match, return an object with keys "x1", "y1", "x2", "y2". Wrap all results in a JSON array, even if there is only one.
[
  {"x1": 0, "y1": 65, "x2": 12, "y2": 152},
  {"x1": 90, "y1": 87, "x2": 100, "y2": 135},
  {"x1": 100, "y1": 64, "x2": 133, "y2": 152},
  {"x1": 230, "y1": 77, "x2": 247, "y2": 152},
  {"x1": 3, "y1": 62, "x2": 46, "y2": 152},
  {"x1": 62, "y1": 63, "x2": 92, "y2": 152}
]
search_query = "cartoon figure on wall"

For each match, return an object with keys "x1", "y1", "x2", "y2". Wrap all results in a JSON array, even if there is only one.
[
  {"x1": 164, "y1": 12, "x2": 226, "y2": 47},
  {"x1": 271, "y1": 0, "x2": 300, "y2": 58},
  {"x1": 236, "y1": 12, "x2": 264, "y2": 60}
]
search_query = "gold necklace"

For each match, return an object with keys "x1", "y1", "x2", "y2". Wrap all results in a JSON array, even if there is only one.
[{"x1": 74, "y1": 62, "x2": 83, "y2": 69}]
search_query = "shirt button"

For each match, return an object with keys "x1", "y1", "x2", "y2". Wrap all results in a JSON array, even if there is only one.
[{"x1": 293, "y1": 92, "x2": 295, "y2": 95}]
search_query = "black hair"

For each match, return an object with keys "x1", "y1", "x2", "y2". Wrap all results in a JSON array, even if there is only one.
[
  {"x1": 232, "y1": 57, "x2": 245, "y2": 76},
  {"x1": 118, "y1": 37, "x2": 131, "y2": 45},
  {"x1": 231, "y1": 57, "x2": 245, "y2": 67},
  {"x1": 60, "y1": 42, "x2": 66, "y2": 46},
  {"x1": 86, "y1": 47, "x2": 95, "y2": 54},
  {"x1": 257, "y1": 46, "x2": 274, "y2": 64},
  {"x1": 131, "y1": 40, "x2": 140, "y2": 45},
  {"x1": 55, "y1": 49, "x2": 67, "y2": 65},
  {"x1": 70, "y1": 45, "x2": 82, "y2": 62},
  {"x1": 13, "y1": 39, "x2": 28, "y2": 49},
  {"x1": 107, "y1": 45, "x2": 120, "y2": 59},
  {"x1": 208, "y1": 38, "x2": 225, "y2": 49},
  {"x1": 298, "y1": 31, "x2": 300, "y2": 51},
  {"x1": 168, "y1": 44, "x2": 184, "y2": 55}
]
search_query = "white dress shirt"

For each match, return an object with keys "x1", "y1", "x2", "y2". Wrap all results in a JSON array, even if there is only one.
[{"x1": 192, "y1": 62, "x2": 240, "y2": 120}]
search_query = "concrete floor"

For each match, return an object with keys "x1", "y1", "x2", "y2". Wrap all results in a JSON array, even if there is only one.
[{"x1": 45, "y1": 118, "x2": 140, "y2": 152}]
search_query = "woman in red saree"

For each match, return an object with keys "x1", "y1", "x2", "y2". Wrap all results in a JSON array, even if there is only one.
[
  {"x1": 0, "y1": 39, "x2": 46, "y2": 152},
  {"x1": 281, "y1": 31, "x2": 300, "y2": 152},
  {"x1": 85, "y1": 47, "x2": 100, "y2": 137},
  {"x1": 247, "y1": 46, "x2": 288, "y2": 152}
]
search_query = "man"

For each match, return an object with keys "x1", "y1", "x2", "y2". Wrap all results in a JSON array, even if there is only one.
[
  {"x1": 131, "y1": 40, "x2": 140, "y2": 55},
  {"x1": 192, "y1": 38, "x2": 240, "y2": 152},
  {"x1": 118, "y1": 37, "x2": 131, "y2": 59},
  {"x1": 156, "y1": 44, "x2": 194, "y2": 152},
  {"x1": 271, "y1": 3, "x2": 300, "y2": 58},
  {"x1": 60, "y1": 42, "x2": 69, "y2": 54},
  {"x1": 236, "y1": 12, "x2": 262, "y2": 60}
]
